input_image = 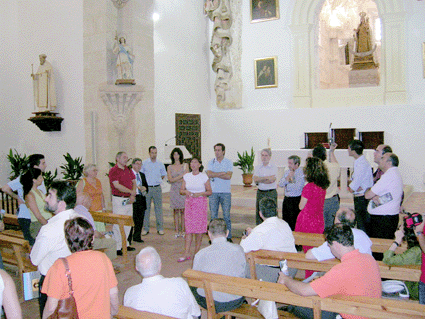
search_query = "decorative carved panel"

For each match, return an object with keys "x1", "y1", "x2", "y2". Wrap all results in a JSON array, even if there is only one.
[
  {"x1": 175, "y1": 114, "x2": 201, "y2": 160},
  {"x1": 304, "y1": 132, "x2": 328, "y2": 149},
  {"x1": 359, "y1": 131, "x2": 384, "y2": 149},
  {"x1": 331, "y1": 128, "x2": 356, "y2": 149}
]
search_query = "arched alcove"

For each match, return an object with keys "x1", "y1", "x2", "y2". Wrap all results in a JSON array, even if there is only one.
[{"x1": 291, "y1": 0, "x2": 406, "y2": 108}]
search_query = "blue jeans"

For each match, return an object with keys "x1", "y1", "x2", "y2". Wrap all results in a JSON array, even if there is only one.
[
  {"x1": 143, "y1": 186, "x2": 163, "y2": 232},
  {"x1": 419, "y1": 281, "x2": 425, "y2": 305},
  {"x1": 190, "y1": 286, "x2": 245, "y2": 315},
  {"x1": 209, "y1": 193, "x2": 232, "y2": 238}
]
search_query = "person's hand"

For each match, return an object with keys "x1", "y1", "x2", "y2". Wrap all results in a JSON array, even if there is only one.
[
  {"x1": 18, "y1": 198, "x2": 25, "y2": 205},
  {"x1": 245, "y1": 227, "x2": 252, "y2": 236},
  {"x1": 394, "y1": 228, "x2": 404, "y2": 244},
  {"x1": 330, "y1": 143, "x2": 338, "y2": 151},
  {"x1": 129, "y1": 195, "x2": 136, "y2": 204},
  {"x1": 372, "y1": 195, "x2": 380, "y2": 205},
  {"x1": 278, "y1": 272, "x2": 289, "y2": 285}
]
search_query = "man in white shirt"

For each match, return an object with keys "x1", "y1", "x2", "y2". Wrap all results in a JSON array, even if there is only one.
[
  {"x1": 30, "y1": 180, "x2": 80, "y2": 318},
  {"x1": 348, "y1": 140, "x2": 373, "y2": 233},
  {"x1": 306, "y1": 207, "x2": 372, "y2": 261},
  {"x1": 253, "y1": 148, "x2": 277, "y2": 225},
  {"x1": 365, "y1": 153, "x2": 403, "y2": 241},
  {"x1": 124, "y1": 246, "x2": 200, "y2": 319},
  {"x1": 240, "y1": 197, "x2": 297, "y2": 282}
]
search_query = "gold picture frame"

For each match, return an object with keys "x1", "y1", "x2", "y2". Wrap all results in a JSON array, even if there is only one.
[
  {"x1": 254, "y1": 56, "x2": 278, "y2": 89},
  {"x1": 251, "y1": 0, "x2": 280, "y2": 23}
]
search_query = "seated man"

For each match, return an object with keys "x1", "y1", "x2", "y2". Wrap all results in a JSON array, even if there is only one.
[
  {"x1": 278, "y1": 224, "x2": 381, "y2": 319},
  {"x1": 240, "y1": 197, "x2": 297, "y2": 282},
  {"x1": 306, "y1": 207, "x2": 372, "y2": 261},
  {"x1": 74, "y1": 193, "x2": 117, "y2": 261},
  {"x1": 124, "y1": 246, "x2": 200, "y2": 319},
  {"x1": 192, "y1": 218, "x2": 248, "y2": 313}
]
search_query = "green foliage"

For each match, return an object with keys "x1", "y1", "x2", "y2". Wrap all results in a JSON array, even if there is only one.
[
  {"x1": 233, "y1": 147, "x2": 255, "y2": 174},
  {"x1": 6, "y1": 149, "x2": 28, "y2": 180},
  {"x1": 60, "y1": 153, "x2": 84, "y2": 180},
  {"x1": 43, "y1": 169, "x2": 58, "y2": 189}
]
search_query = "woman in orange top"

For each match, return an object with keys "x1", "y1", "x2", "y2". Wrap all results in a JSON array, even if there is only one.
[{"x1": 76, "y1": 164, "x2": 106, "y2": 231}]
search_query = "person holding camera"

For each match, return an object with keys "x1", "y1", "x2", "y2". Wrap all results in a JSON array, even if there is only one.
[{"x1": 383, "y1": 217, "x2": 422, "y2": 300}]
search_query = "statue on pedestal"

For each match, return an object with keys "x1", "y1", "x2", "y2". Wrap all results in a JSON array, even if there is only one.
[
  {"x1": 351, "y1": 12, "x2": 378, "y2": 70},
  {"x1": 113, "y1": 36, "x2": 135, "y2": 84},
  {"x1": 31, "y1": 54, "x2": 57, "y2": 111}
]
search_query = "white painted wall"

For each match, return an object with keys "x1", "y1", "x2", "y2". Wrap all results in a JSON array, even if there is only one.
[{"x1": 0, "y1": 1, "x2": 85, "y2": 183}]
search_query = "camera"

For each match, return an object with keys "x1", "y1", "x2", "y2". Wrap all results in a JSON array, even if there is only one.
[{"x1": 404, "y1": 212, "x2": 423, "y2": 229}]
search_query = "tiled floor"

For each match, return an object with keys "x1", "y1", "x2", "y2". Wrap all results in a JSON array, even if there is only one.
[{"x1": 10, "y1": 186, "x2": 425, "y2": 318}]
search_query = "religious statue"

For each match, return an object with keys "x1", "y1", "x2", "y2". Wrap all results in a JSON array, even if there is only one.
[
  {"x1": 351, "y1": 12, "x2": 378, "y2": 70},
  {"x1": 113, "y1": 36, "x2": 135, "y2": 84},
  {"x1": 31, "y1": 54, "x2": 57, "y2": 111}
]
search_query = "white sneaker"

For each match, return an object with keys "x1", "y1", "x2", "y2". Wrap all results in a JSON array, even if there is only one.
[
  {"x1": 141, "y1": 230, "x2": 149, "y2": 236},
  {"x1": 157, "y1": 230, "x2": 164, "y2": 235}
]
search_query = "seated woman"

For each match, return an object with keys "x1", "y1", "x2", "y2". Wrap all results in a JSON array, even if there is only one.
[
  {"x1": 383, "y1": 222, "x2": 422, "y2": 300},
  {"x1": 20, "y1": 168, "x2": 52, "y2": 243},
  {"x1": 41, "y1": 217, "x2": 119, "y2": 318}
]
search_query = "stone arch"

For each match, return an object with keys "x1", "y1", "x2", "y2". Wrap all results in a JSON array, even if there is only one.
[{"x1": 291, "y1": 0, "x2": 406, "y2": 108}]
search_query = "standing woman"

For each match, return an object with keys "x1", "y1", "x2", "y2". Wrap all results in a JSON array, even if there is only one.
[
  {"x1": 76, "y1": 164, "x2": 107, "y2": 232},
  {"x1": 167, "y1": 148, "x2": 189, "y2": 238},
  {"x1": 295, "y1": 157, "x2": 330, "y2": 251},
  {"x1": 178, "y1": 157, "x2": 212, "y2": 262},
  {"x1": 20, "y1": 168, "x2": 52, "y2": 243}
]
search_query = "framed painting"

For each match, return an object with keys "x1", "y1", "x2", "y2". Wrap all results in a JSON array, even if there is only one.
[
  {"x1": 254, "y1": 56, "x2": 278, "y2": 89},
  {"x1": 251, "y1": 0, "x2": 279, "y2": 23}
]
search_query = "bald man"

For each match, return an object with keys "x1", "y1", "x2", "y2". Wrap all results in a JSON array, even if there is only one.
[
  {"x1": 373, "y1": 144, "x2": 392, "y2": 183},
  {"x1": 305, "y1": 207, "x2": 372, "y2": 261}
]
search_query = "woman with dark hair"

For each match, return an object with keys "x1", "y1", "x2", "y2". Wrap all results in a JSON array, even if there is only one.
[
  {"x1": 41, "y1": 217, "x2": 118, "y2": 318},
  {"x1": 20, "y1": 168, "x2": 52, "y2": 244},
  {"x1": 177, "y1": 157, "x2": 212, "y2": 262},
  {"x1": 383, "y1": 221, "x2": 422, "y2": 300},
  {"x1": 295, "y1": 157, "x2": 330, "y2": 250},
  {"x1": 167, "y1": 148, "x2": 189, "y2": 238}
]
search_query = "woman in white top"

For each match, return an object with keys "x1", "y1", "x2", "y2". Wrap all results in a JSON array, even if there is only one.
[{"x1": 178, "y1": 157, "x2": 212, "y2": 262}]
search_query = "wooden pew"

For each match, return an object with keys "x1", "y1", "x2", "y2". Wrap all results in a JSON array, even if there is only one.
[
  {"x1": 114, "y1": 305, "x2": 177, "y2": 319},
  {"x1": 183, "y1": 269, "x2": 425, "y2": 319},
  {"x1": 0, "y1": 234, "x2": 37, "y2": 277},
  {"x1": 90, "y1": 210, "x2": 134, "y2": 262},
  {"x1": 246, "y1": 250, "x2": 421, "y2": 282},
  {"x1": 293, "y1": 231, "x2": 408, "y2": 254},
  {"x1": 0, "y1": 190, "x2": 18, "y2": 215}
]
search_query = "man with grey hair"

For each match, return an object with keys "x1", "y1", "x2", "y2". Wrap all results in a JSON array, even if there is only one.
[
  {"x1": 124, "y1": 246, "x2": 200, "y2": 318},
  {"x1": 279, "y1": 154, "x2": 305, "y2": 230},
  {"x1": 130, "y1": 158, "x2": 148, "y2": 243},
  {"x1": 373, "y1": 144, "x2": 392, "y2": 183},
  {"x1": 253, "y1": 148, "x2": 278, "y2": 225},
  {"x1": 191, "y1": 219, "x2": 248, "y2": 313}
]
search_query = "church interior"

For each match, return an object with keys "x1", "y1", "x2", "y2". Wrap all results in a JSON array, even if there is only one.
[{"x1": 1, "y1": 0, "x2": 425, "y2": 317}]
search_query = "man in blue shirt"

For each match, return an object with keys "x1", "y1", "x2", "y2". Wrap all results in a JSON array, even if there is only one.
[
  {"x1": 206, "y1": 143, "x2": 233, "y2": 241},
  {"x1": 141, "y1": 146, "x2": 166, "y2": 236}
]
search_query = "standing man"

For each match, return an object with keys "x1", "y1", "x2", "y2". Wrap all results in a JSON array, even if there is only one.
[
  {"x1": 373, "y1": 144, "x2": 392, "y2": 183},
  {"x1": 142, "y1": 146, "x2": 167, "y2": 236},
  {"x1": 278, "y1": 155, "x2": 305, "y2": 230},
  {"x1": 2, "y1": 154, "x2": 47, "y2": 245},
  {"x1": 253, "y1": 148, "x2": 277, "y2": 225},
  {"x1": 312, "y1": 143, "x2": 341, "y2": 229},
  {"x1": 108, "y1": 151, "x2": 136, "y2": 255},
  {"x1": 131, "y1": 158, "x2": 148, "y2": 243},
  {"x1": 206, "y1": 143, "x2": 233, "y2": 241},
  {"x1": 348, "y1": 140, "x2": 373, "y2": 233},
  {"x1": 365, "y1": 153, "x2": 403, "y2": 241},
  {"x1": 30, "y1": 180, "x2": 80, "y2": 317}
]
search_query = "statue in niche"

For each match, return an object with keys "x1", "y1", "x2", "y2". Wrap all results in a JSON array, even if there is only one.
[
  {"x1": 31, "y1": 54, "x2": 57, "y2": 111},
  {"x1": 113, "y1": 36, "x2": 135, "y2": 84},
  {"x1": 351, "y1": 12, "x2": 378, "y2": 70},
  {"x1": 206, "y1": 0, "x2": 238, "y2": 109}
]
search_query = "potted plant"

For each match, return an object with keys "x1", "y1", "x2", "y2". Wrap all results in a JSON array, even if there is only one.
[
  {"x1": 6, "y1": 149, "x2": 28, "y2": 180},
  {"x1": 60, "y1": 153, "x2": 84, "y2": 185},
  {"x1": 43, "y1": 169, "x2": 58, "y2": 189},
  {"x1": 233, "y1": 147, "x2": 255, "y2": 187}
]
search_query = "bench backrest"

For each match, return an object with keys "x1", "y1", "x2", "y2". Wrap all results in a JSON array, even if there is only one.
[
  {"x1": 90, "y1": 210, "x2": 134, "y2": 226},
  {"x1": 246, "y1": 250, "x2": 421, "y2": 282},
  {"x1": 0, "y1": 190, "x2": 18, "y2": 215},
  {"x1": 115, "y1": 305, "x2": 177, "y2": 319},
  {"x1": 183, "y1": 269, "x2": 425, "y2": 319}
]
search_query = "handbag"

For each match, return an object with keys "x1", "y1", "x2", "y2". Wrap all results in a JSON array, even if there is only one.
[{"x1": 47, "y1": 258, "x2": 79, "y2": 319}]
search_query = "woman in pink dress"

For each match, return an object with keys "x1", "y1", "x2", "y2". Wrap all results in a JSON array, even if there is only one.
[
  {"x1": 177, "y1": 157, "x2": 212, "y2": 262},
  {"x1": 295, "y1": 156, "x2": 330, "y2": 251}
]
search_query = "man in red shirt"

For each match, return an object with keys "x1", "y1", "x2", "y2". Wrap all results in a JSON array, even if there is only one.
[
  {"x1": 109, "y1": 151, "x2": 137, "y2": 255},
  {"x1": 278, "y1": 224, "x2": 381, "y2": 319}
]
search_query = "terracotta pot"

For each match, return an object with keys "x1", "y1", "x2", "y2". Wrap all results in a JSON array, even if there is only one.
[{"x1": 242, "y1": 173, "x2": 253, "y2": 187}]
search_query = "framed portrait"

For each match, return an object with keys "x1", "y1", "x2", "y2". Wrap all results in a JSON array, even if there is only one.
[
  {"x1": 251, "y1": 0, "x2": 280, "y2": 23},
  {"x1": 254, "y1": 56, "x2": 278, "y2": 89}
]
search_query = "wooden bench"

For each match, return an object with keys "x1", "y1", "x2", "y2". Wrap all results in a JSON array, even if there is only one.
[
  {"x1": 247, "y1": 250, "x2": 421, "y2": 282},
  {"x1": 183, "y1": 269, "x2": 425, "y2": 319},
  {"x1": 293, "y1": 231, "x2": 408, "y2": 254},
  {"x1": 0, "y1": 234, "x2": 36, "y2": 277},
  {"x1": 114, "y1": 305, "x2": 176, "y2": 319},
  {"x1": 90, "y1": 210, "x2": 134, "y2": 262},
  {"x1": 0, "y1": 190, "x2": 18, "y2": 215}
]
